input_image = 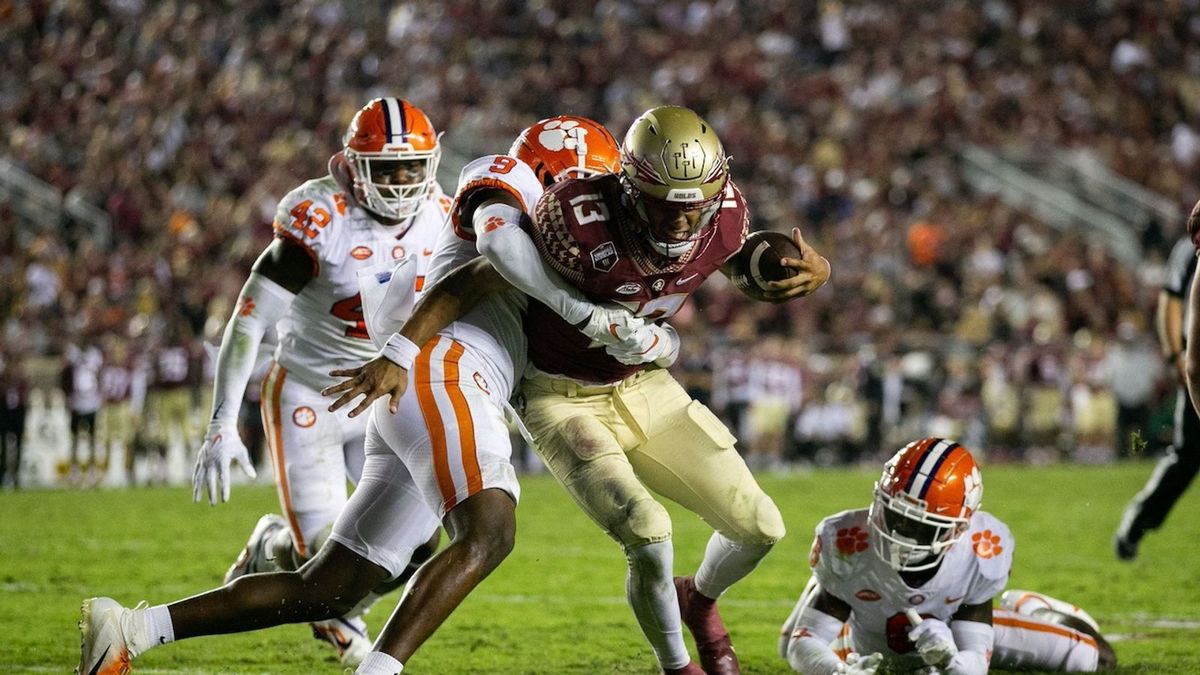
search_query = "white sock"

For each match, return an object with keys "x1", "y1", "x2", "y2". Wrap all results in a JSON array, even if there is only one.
[
  {"x1": 626, "y1": 541, "x2": 690, "y2": 669},
  {"x1": 126, "y1": 604, "x2": 174, "y2": 656},
  {"x1": 357, "y1": 651, "x2": 405, "y2": 674},
  {"x1": 694, "y1": 533, "x2": 773, "y2": 599}
]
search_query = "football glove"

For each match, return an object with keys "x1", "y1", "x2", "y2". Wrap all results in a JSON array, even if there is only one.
[
  {"x1": 578, "y1": 305, "x2": 645, "y2": 347},
  {"x1": 908, "y1": 617, "x2": 958, "y2": 667},
  {"x1": 605, "y1": 323, "x2": 680, "y2": 368},
  {"x1": 193, "y1": 420, "x2": 257, "y2": 505},
  {"x1": 839, "y1": 652, "x2": 883, "y2": 674}
]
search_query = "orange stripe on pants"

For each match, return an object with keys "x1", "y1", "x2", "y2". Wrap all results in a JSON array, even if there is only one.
[
  {"x1": 415, "y1": 337, "x2": 460, "y2": 510},
  {"x1": 261, "y1": 363, "x2": 307, "y2": 557},
  {"x1": 441, "y1": 340, "x2": 483, "y2": 496},
  {"x1": 994, "y1": 615, "x2": 1098, "y2": 650}
]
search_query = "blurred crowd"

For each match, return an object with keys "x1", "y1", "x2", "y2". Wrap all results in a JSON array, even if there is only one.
[{"x1": 2, "y1": 0, "x2": 1198, "y2": 485}]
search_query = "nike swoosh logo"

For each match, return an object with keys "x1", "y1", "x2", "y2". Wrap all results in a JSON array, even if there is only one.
[
  {"x1": 945, "y1": 595, "x2": 965, "y2": 604},
  {"x1": 675, "y1": 273, "x2": 700, "y2": 285},
  {"x1": 88, "y1": 645, "x2": 110, "y2": 675},
  {"x1": 422, "y1": 248, "x2": 433, "y2": 256}
]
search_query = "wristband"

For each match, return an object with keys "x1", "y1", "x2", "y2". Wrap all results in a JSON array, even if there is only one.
[{"x1": 381, "y1": 333, "x2": 421, "y2": 370}]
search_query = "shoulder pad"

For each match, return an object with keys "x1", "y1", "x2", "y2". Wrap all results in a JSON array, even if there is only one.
[
  {"x1": 528, "y1": 177, "x2": 609, "y2": 285},
  {"x1": 272, "y1": 177, "x2": 348, "y2": 254},
  {"x1": 451, "y1": 155, "x2": 544, "y2": 241},
  {"x1": 962, "y1": 511, "x2": 1014, "y2": 602},
  {"x1": 811, "y1": 509, "x2": 871, "y2": 588}
]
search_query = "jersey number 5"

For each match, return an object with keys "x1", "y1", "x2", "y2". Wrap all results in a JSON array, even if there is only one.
[{"x1": 330, "y1": 294, "x2": 369, "y2": 340}]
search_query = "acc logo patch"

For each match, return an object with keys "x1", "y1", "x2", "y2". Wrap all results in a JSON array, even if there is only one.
[
  {"x1": 392, "y1": 245, "x2": 407, "y2": 260},
  {"x1": 855, "y1": 589, "x2": 882, "y2": 602},
  {"x1": 908, "y1": 594, "x2": 926, "y2": 605},
  {"x1": 473, "y1": 371, "x2": 490, "y2": 394},
  {"x1": 615, "y1": 282, "x2": 642, "y2": 295},
  {"x1": 351, "y1": 246, "x2": 373, "y2": 260},
  {"x1": 293, "y1": 406, "x2": 317, "y2": 428},
  {"x1": 652, "y1": 278, "x2": 666, "y2": 292},
  {"x1": 590, "y1": 242, "x2": 618, "y2": 272}
]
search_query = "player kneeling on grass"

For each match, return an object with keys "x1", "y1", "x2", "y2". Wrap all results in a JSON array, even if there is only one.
[{"x1": 780, "y1": 438, "x2": 1116, "y2": 674}]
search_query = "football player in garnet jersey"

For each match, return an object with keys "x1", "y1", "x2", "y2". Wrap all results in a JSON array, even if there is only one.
[
  {"x1": 781, "y1": 438, "x2": 1116, "y2": 674},
  {"x1": 75, "y1": 115, "x2": 660, "y2": 675},
  {"x1": 76, "y1": 98, "x2": 447, "y2": 671},
  {"x1": 328, "y1": 106, "x2": 830, "y2": 675}
]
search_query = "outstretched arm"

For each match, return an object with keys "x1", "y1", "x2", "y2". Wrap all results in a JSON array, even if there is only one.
[
  {"x1": 322, "y1": 255, "x2": 511, "y2": 417},
  {"x1": 194, "y1": 239, "x2": 310, "y2": 505}
]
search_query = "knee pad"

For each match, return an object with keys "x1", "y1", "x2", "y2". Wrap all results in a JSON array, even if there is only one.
[{"x1": 723, "y1": 488, "x2": 786, "y2": 546}]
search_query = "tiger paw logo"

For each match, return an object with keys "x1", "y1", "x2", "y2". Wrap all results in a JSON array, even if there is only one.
[
  {"x1": 237, "y1": 297, "x2": 256, "y2": 317},
  {"x1": 835, "y1": 527, "x2": 868, "y2": 556},
  {"x1": 392, "y1": 245, "x2": 407, "y2": 260},
  {"x1": 972, "y1": 529, "x2": 1003, "y2": 559},
  {"x1": 537, "y1": 118, "x2": 588, "y2": 154},
  {"x1": 292, "y1": 406, "x2": 316, "y2": 428},
  {"x1": 483, "y1": 216, "x2": 505, "y2": 233}
]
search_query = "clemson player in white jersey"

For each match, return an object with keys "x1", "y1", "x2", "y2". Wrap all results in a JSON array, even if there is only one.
[
  {"x1": 74, "y1": 116, "x2": 659, "y2": 675},
  {"x1": 781, "y1": 438, "x2": 1116, "y2": 674},
  {"x1": 75, "y1": 98, "x2": 447, "y2": 672}
]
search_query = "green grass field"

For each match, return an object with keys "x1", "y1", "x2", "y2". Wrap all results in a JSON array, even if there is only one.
[{"x1": 3, "y1": 461, "x2": 1199, "y2": 673}]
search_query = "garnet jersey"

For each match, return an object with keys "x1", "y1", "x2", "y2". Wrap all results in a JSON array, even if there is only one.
[
  {"x1": 808, "y1": 508, "x2": 1013, "y2": 669},
  {"x1": 526, "y1": 173, "x2": 749, "y2": 383},
  {"x1": 270, "y1": 175, "x2": 446, "y2": 390}
]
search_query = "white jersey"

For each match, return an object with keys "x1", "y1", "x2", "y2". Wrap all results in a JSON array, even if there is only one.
[
  {"x1": 271, "y1": 175, "x2": 447, "y2": 390},
  {"x1": 422, "y1": 154, "x2": 545, "y2": 398},
  {"x1": 809, "y1": 508, "x2": 1013, "y2": 669}
]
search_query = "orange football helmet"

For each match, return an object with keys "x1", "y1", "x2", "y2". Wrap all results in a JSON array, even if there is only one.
[
  {"x1": 868, "y1": 438, "x2": 983, "y2": 572},
  {"x1": 509, "y1": 116, "x2": 620, "y2": 186},
  {"x1": 343, "y1": 97, "x2": 441, "y2": 221}
]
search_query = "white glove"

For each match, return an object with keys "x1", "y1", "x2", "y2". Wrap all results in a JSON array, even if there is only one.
[
  {"x1": 578, "y1": 305, "x2": 645, "y2": 347},
  {"x1": 605, "y1": 323, "x2": 680, "y2": 367},
  {"x1": 192, "y1": 420, "x2": 257, "y2": 505},
  {"x1": 838, "y1": 652, "x2": 883, "y2": 674},
  {"x1": 908, "y1": 617, "x2": 958, "y2": 667}
]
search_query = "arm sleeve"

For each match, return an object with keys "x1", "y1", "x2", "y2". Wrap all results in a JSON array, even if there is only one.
[
  {"x1": 474, "y1": 201, "x2": 596, "y2": 326},
  {"x1": 208, "y1": 273, "x2": 294, "y2": 425},
  {"x1": 946, "y1": 620, "x2": 993, "y2": 675},
  {"x1": 785, "y1": 605, "x2": 846, "y2": 675}
]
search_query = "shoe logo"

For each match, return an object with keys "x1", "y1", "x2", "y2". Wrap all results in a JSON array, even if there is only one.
[
  {"x1": 675, "y1": 272, "x2": 700, "y2": 286},
  {"x1": 88, "y1": 646, "x2": 110, "y2": 675},
  {"x1": 944, "y1": 595, "x2": 965, "y2": 604}
]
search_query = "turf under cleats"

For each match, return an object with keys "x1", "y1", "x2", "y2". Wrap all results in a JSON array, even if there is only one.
[
  {"x1": 77, "y1": 597, "x2": 133, "y2": 675},
  {"x1": 224, "y1": 513, "x2": 288, "y2": 584},
  {"x1": 674, "y1": 576, "x2": 740, "y2": 675},
  {"x1": 311, "y1": 615, "x2": 371, "y2": 667}
]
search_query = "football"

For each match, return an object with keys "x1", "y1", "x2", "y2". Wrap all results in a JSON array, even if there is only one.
[{"x1": 727, "y1": 230, "x2": 801, "y2": 301}]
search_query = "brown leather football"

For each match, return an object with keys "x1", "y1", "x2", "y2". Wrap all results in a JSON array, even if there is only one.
[{"x1": 727, "y1": 230, "x2": 800, "y2": 301}]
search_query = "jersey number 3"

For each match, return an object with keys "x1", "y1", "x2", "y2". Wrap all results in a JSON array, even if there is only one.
[{"x1": 330, "y1": 294, "x2": 369, "y2": 340}]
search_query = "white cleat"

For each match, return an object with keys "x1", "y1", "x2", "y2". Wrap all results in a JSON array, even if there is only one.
[
  {"x1": 1000, "y1": 589, "x2": 1100, "y2": 634},
  {"x1": 310, "y1": 616, "x2": 371, "y2": 667},
  {"x1": 224, "y1": 513, "x2": 288, "y2": 584},
  {"x1": 77, "y1": 597, "x2": 133, "y2": 675}
]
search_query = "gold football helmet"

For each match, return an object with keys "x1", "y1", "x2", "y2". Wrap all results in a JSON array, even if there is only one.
[{"x1": 619, "y1": 106, "x2": 729, "y2": 257}]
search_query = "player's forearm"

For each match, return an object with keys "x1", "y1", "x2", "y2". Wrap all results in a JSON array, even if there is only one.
[
  {"x1": 210, "y1": 273, "x2": 292, "y2": 425},
  {"x1": 784, "y1": 606, "x2": 845, "y2": 674},
  {"x1": 397, "y1": 257, "x2": 503, "y2": 348},
  {"x1": 1187, "y1": 273, "x2": 1200, "y2": 407},
  {"x1": 1156, "y1": 292, "x2": 1183, "y2": 358},
  {"x1": 945, "y1": 620, "x2": 992, "y2": 675},
  {"x1": 474, "y1": 201, "x2": 595, "y2": 326}
]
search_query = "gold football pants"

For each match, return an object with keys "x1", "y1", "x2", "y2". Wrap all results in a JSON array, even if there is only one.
[{"x1": 521, "y1": 368, "x2": 785, "y2": 549}]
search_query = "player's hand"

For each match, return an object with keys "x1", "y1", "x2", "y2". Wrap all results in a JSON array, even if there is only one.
[
  {"x1": 761, "y1": 227, "x2": 831, "y2": 302},
  {"x1": 605, "y1": 323, "x2": 680, "y2": 368},
  {"x1": 323, "y1": 355, "x2": 408, "y2": 418},
  {"x1": 578, "y1": 305, "x2": 646, "y2": 347},
  {"x1": 192, "y1": 421, "x2": 257, "y2": 505},
  {"x1": 907, "y1": 615, "x2": 957, "y2": 667},
  {"x1": 838, "y1": 652, "x2": 883, "y2": 674}
]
